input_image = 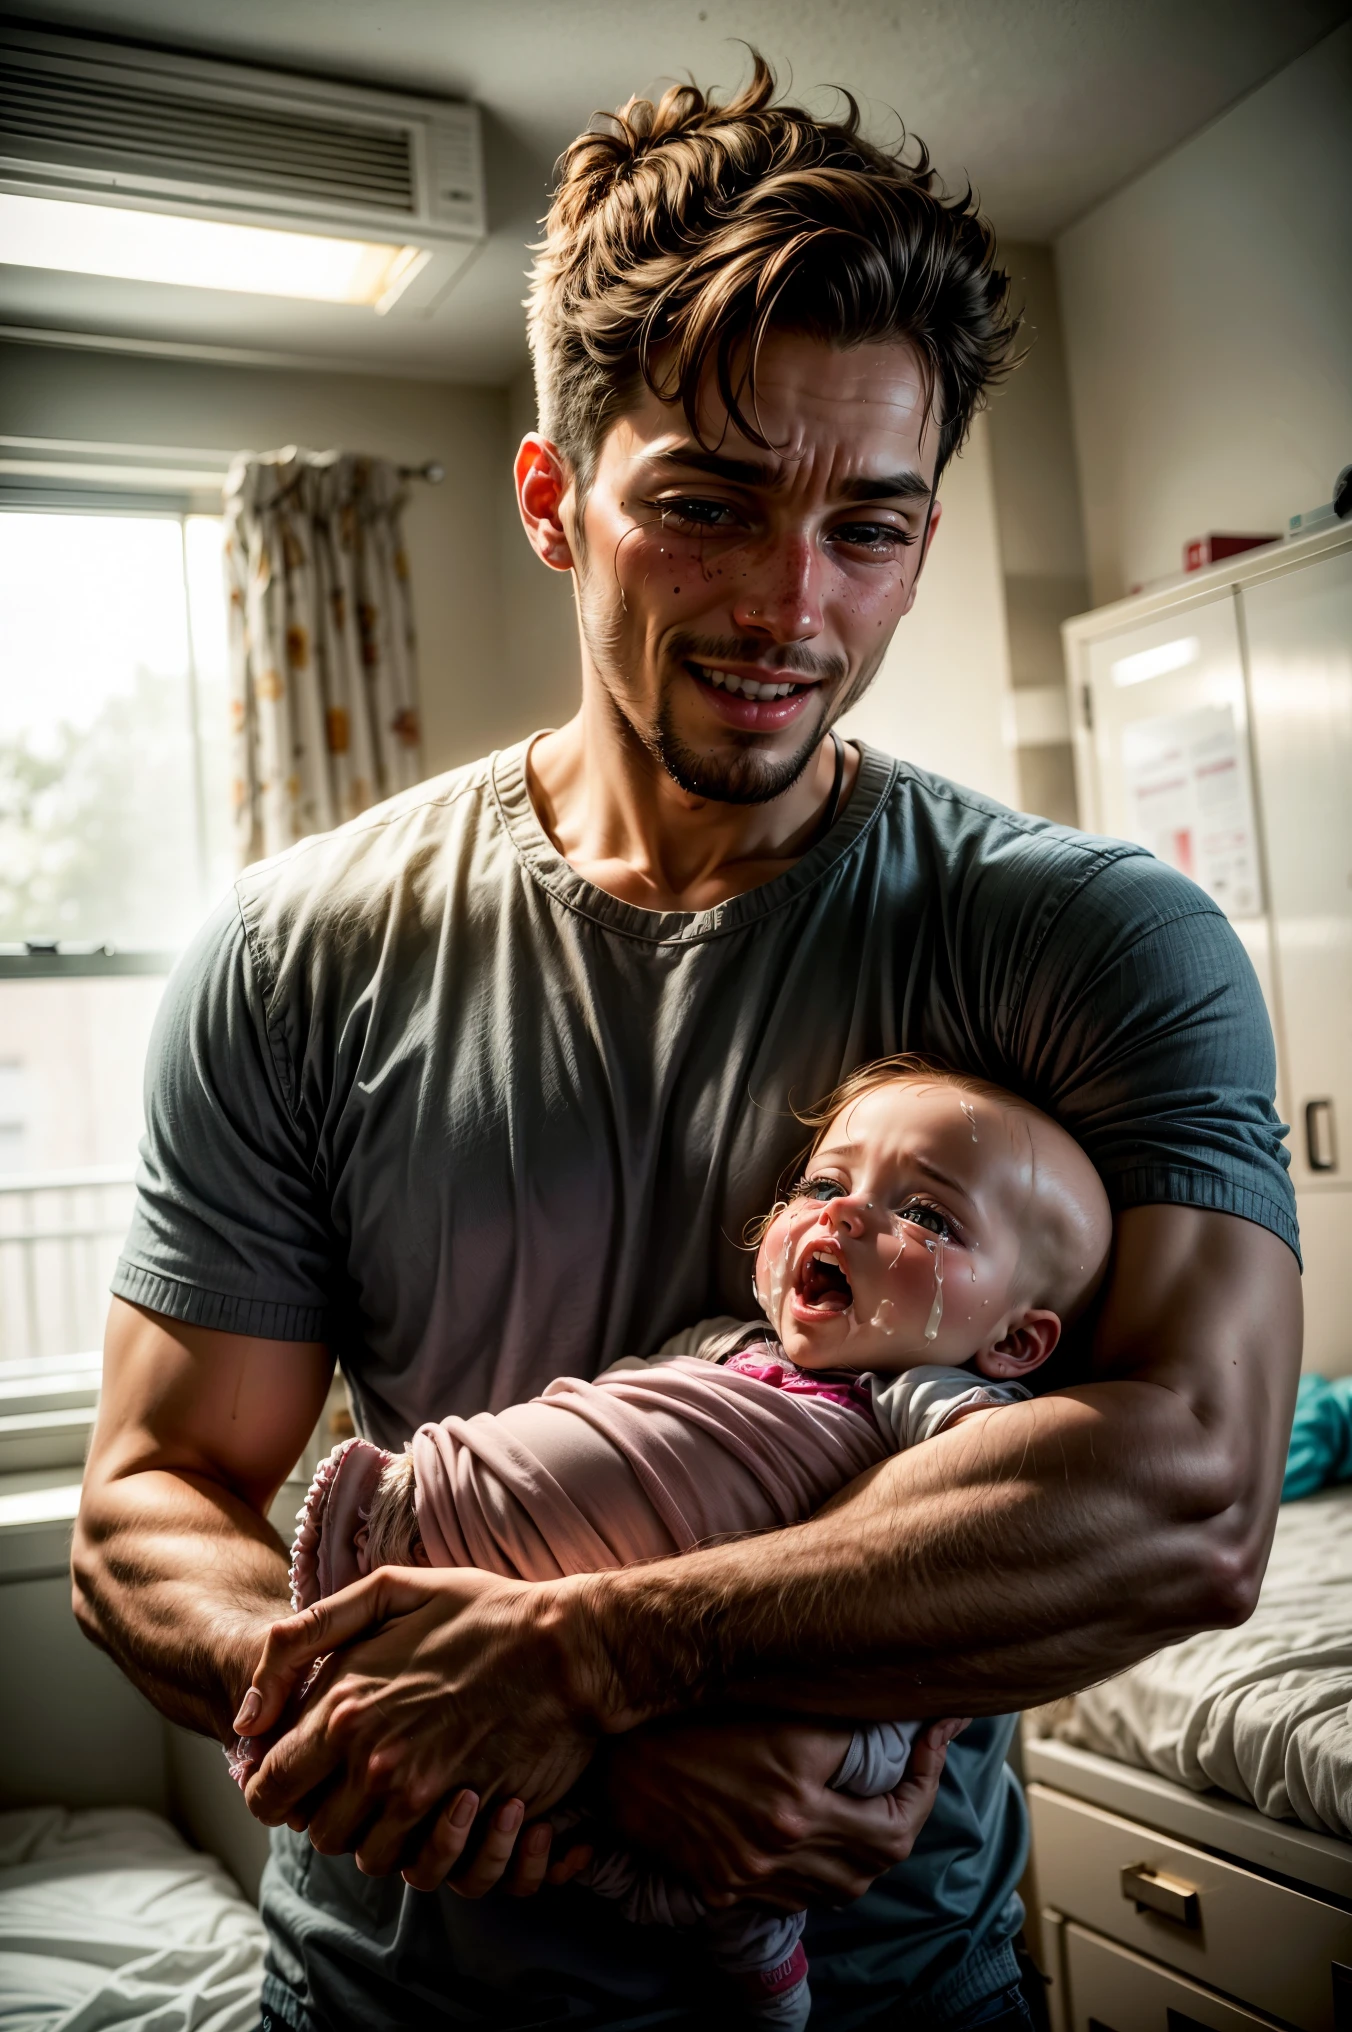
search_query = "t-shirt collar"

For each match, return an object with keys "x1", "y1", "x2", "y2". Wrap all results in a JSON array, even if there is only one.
[{"x1": 489, "y1": 734, "x2": 896, "y2": 947}]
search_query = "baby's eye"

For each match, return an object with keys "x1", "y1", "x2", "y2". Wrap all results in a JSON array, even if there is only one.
[
  {"x1": 796, "y1": 1175, "x2": 848, "y2": 1203},
  {"x1": 896, "y1": 1200, "x2": 953, "y2": 1240}
]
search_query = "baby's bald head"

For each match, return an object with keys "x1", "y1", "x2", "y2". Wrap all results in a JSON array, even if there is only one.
[
  {"x1": 790, "y1": 1055, "x2": 1113, "y2": 1374},
  {"x1": 993, "y1": 1097, "x2": 1112, "y2": 1327}
]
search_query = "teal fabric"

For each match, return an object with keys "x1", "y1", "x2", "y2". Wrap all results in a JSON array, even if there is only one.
[{"x1": 1283, "y1": 1374, "x2": 1352, "y2": 1501}]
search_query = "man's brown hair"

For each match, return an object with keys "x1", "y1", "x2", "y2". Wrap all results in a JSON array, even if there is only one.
[{"x1": 527, "y1": 54, "x2": 1019, "y2": 487}]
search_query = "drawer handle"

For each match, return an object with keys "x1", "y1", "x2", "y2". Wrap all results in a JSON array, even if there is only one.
[{"x1": 1120, "y1": 1862, "x2": 1200, "y2": 1928}]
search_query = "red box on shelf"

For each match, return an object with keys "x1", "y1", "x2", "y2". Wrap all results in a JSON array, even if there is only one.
[{"x1": 1183, "y1": 533, "x2": 1278, "y2": 572}]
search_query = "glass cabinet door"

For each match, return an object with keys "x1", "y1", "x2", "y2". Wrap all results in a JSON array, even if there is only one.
[
  {"x1": 1078, "y1": 588, "x2": 1277, "y2": 1029},
  {"x1": 1243, "y1": 547, "x2": 1352, "y2": 1204}
]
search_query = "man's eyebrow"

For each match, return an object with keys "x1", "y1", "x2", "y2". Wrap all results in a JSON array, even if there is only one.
[
  {"x1": 647, "y1": 446, "x2": 778, "y2": 487},
  {"x1": 836, "y1": 470, "x2": 932, "y2": 505},
  {"x1": 645, "y1": 445, "x2": 932, "y2": 503}
]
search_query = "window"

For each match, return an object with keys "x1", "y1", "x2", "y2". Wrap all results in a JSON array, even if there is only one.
[
  {"x1": 1, "y1": 508, "x2": 233, "y2": 951},
  {"x1": 0, "y1": 502, "x2": 232, "y2": 1364}
]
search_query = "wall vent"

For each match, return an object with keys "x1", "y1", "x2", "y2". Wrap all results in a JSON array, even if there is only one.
[{"x1": 0, "y1": 25, "x2": 484, "y2": 313}]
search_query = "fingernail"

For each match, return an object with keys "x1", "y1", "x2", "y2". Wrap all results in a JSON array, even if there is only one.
[
  {"x1": 528, "y1": 1824, "x2": 550, "y2": 1855},
  {"x1": 234, "y1": 1688, "x2": 262, "y2": 1731},
  {"x1": 451, "y1": 1791, "x2": 477, "y2": 1828},
  {"x1": 499, "y1": 1799, "x2": 525, "y2": 1831}
]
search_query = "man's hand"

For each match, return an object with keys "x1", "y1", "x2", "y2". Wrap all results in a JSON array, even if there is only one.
[
  {"x1": 602, "y1": 1716, "x2": 966, "y2": 1911},
  {"x1": 237, "y1": 1566, "x2": 618, "y2": 1887}
]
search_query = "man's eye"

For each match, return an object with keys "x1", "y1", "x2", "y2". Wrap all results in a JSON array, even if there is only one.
[
  {"x1": 896, "y1": 1200, "x2": 952, "y2": 1239},
  {"x1": 650, "y1": 498, "x2": 739, "y2": 531},
  {"x1": 796, "y1": 1176, "x2": 848, "y2": 1203},
  {"x1": 832, "y1": 522, "x2": 917, "y2": 553}
]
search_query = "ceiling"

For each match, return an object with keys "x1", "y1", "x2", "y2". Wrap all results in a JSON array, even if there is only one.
[{"x1": 2, "y1": 0, "x2": 1346, "y2": 385}]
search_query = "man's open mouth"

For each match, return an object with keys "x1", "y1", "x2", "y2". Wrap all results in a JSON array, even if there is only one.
[
  {"x1": 688, "y1": 661, "x2": 815, "y2": 702},
  {"x1": 796, "y1": 1244, "x2": 854, "y2": 1315}
]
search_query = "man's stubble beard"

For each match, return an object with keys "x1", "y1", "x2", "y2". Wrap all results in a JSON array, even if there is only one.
[
  {"x1": 650, "y1": 687, "x2": 828, "y2": 804},
  {"x1": 578, "y1": 584, "x2": 885, "y2": 807}
]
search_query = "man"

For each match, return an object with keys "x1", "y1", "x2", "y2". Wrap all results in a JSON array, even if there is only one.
[{"x1": 75, "y1": 57, "x2": 1300, "y2": 2032}]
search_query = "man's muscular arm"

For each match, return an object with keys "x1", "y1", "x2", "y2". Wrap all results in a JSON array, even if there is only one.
[
  {"x1": 73, "y1": 1297, "x2": 332, "y2": 1741},
  {"x1": 593, "y1": 1206, "x2": 1301, "y2": 1723},
  {"x1": 75, "y1": 1299, "x2": 616, "y2": 1894},
  {"x1": 242, "y1": 1202, "x2": 1299, "y2": 1891}
]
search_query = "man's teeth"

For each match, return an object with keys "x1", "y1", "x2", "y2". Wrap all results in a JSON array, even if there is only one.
[{"x1": 701, "y1": 667, "x2": 800, "y2": 701}]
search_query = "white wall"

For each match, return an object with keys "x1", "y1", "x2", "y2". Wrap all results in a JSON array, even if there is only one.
[
  {"x1": 0, "y1": 342, "x2": 511, "y2": 777},
  {"x1": 842, "y1": 411, "x2": 1018, "y2": 806},
  {"x1": 1057, "y1": 23, "x2": 1352, "y2": 606},
  {"x1": 987, "y1": 245, "x2": 1089, "y2": 590},
  {"x1": 985, "y1": 241, "x2": 1090, "y2": 824}
]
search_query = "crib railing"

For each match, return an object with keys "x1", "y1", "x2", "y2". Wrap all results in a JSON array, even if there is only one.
[{"x1": 0, "y1": 1166, "x2": 136, "y2": 1365}]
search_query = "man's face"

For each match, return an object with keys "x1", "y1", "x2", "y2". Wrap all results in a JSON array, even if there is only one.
[{"x1": 566, "y1": 330, "x2": 943, "y2": 803}]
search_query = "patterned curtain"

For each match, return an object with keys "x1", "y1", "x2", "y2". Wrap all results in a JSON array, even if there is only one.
[{"x1": 223, "y1": 447, "x2": 424, "y2": 865}]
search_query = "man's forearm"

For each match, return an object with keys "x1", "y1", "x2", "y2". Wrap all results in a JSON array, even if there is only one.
[
  {"x1": 575, "y1": 1208, "x2": 1299, "y2": 1729},
  {"x1": 73, "y1": 1465, "x2": 292, "y2": 1741},
  {"x1": 580, "y1": 1380, "x2": 1273, "y2": 1726}
]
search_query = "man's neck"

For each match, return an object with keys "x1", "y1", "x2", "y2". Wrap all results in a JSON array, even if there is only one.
[{"x1": 527, "y1": 700, "x2": 860, "y2": 915}]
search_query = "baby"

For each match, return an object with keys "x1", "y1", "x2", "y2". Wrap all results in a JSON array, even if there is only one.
[{"x1": 243, "y1": 1054, "x2": 1111, "y2": 2029}]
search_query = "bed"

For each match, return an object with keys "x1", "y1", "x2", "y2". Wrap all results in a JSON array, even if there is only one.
[
  {"x1": 1022, "y1": 1485, "x2": 1352, "y2": 2032},
  {"x1": 1047, "y1": 1484, "x2": 1352, "y2": 1837},
  {"x1": 0, "y1": 1805, "x2": 265, "y2": 2032}
]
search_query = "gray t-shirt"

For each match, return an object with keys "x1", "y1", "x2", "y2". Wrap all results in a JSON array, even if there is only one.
[{"x1": 114, "y1": 738, "x2": 1295, "y2": 2028}]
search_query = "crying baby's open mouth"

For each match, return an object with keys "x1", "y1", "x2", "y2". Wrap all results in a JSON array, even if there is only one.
[{"x1": 797, "y1": 1248, "x2": 854, "y2": 1313}]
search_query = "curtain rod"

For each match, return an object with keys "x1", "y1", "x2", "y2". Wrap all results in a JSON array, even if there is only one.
[{"x1": 399, "y1": 461, "x2": 445, "y2": 483}]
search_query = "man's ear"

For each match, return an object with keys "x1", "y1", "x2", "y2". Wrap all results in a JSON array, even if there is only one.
[
  {"x1": 975, "y1": 1308, "x2": 1061, "y2": 1381},
  {"x1": 515, "y1": 434, "x2": 576, "y2": 572}
]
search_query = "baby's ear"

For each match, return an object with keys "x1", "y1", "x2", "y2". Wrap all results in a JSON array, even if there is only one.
[{"x1": 975, "y1": 1309, "x2": 1061, "y2": 1380}]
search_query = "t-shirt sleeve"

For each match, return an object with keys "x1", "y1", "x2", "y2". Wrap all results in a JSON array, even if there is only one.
[
  {"x1": 111, "y1": 892, "x2": 336, "y2": 1341},
  {"x1": 870, "y1": 1366, "x2": 1032, "y2": 1450},
  {"x1": 1003, "y1": 849, "x2": 1298, "y2": 1262}
]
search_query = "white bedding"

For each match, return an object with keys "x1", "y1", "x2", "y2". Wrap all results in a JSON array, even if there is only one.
[
  {"x1": 0, "y1": 1806, "x2": 265, "y2": 2032},
  {"x1": 1050, "y1": 1485, "x2": 1352, "y2": 1838}
]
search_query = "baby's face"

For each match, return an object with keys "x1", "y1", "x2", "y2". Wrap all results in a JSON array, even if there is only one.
[{"x1": 754, "y1": 1079, "x2": 1081, "y2": 1375}]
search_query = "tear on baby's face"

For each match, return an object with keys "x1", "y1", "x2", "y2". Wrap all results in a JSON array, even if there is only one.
[{"x1": 753, "y1": 1080, "x2": 1113, "y2": 1381}]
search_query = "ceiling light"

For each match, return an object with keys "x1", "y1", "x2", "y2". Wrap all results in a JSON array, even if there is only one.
[
  {"x1": 1110, "y1": 636, "x2": 1200, "y2": 688},
  {"x1": 0, "y1": 193, "x2": 430, "y2": 309}
]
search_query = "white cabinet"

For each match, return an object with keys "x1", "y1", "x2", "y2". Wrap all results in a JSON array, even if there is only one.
[
  {"x1": 1065, "y1": 526, "x2": 1352, "y2": 1373},
  {"x1": 1244, "y1": 547, "x2": 1352, "y2": 1196}
]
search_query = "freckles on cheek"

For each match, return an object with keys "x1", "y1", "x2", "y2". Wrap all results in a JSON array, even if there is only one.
[{"x1": 617, "y1": 527, "x2": 688, "y2": 601}]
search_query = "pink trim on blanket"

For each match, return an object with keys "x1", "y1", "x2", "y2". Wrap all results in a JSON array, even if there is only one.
[
  {"x1": 288, "y1": 1436, "x2": 393, "y2": 1611},
  {"x1": 724, "y1": 1343, "x2": 878, "y2": 1424}
]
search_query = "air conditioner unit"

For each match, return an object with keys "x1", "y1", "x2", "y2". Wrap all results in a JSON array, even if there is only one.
[{"x1": 0, "y1": 24, "x2": 485, "y2": 316}]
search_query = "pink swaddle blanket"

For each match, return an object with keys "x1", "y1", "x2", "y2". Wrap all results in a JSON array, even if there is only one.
[
  {"x1": 293, "y1": 1347, "x2": 891, "y2": 1604},
  {"x1": 280, "y1": 1342, "x2": 916, "y2": 2030}
]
